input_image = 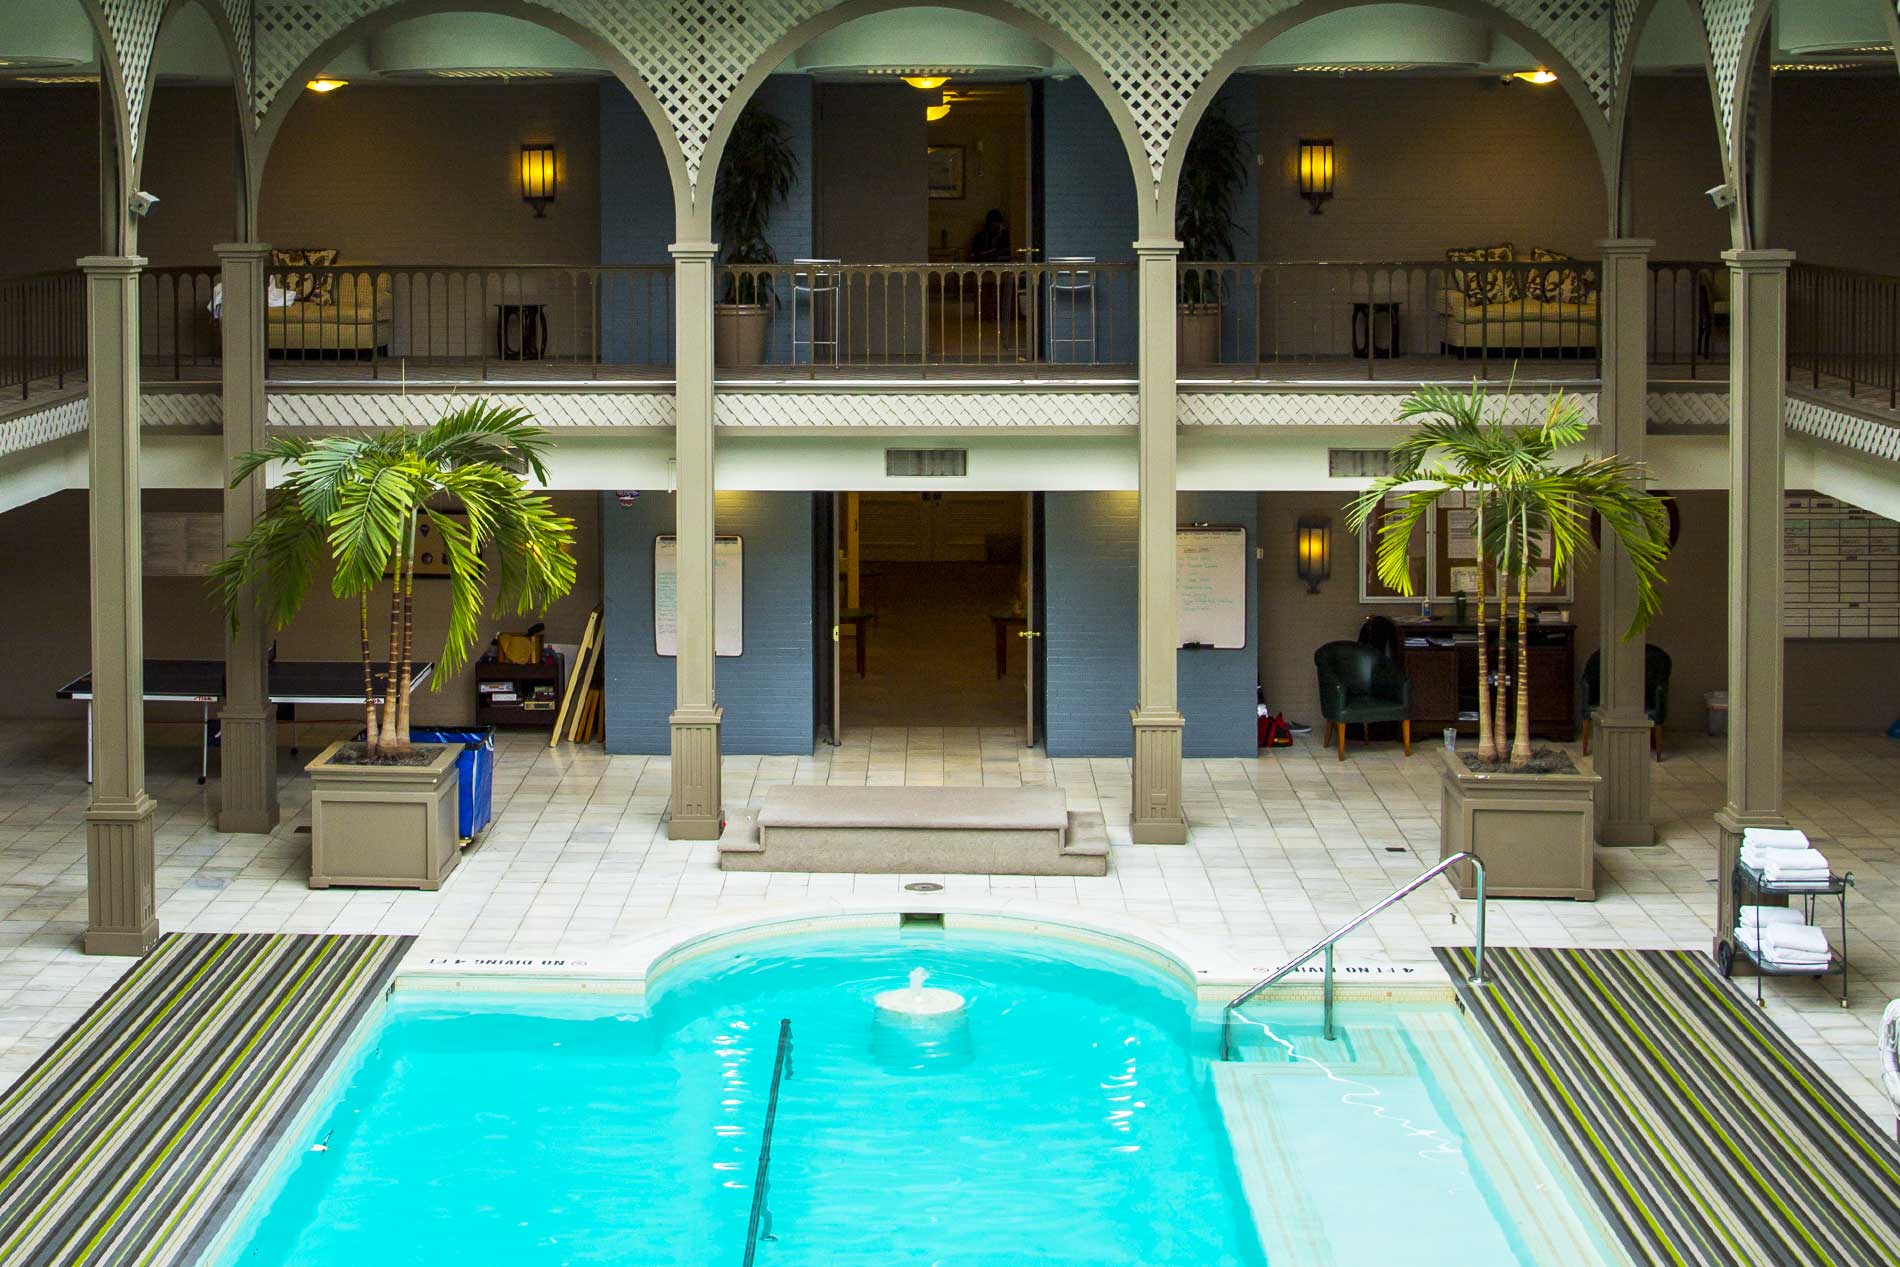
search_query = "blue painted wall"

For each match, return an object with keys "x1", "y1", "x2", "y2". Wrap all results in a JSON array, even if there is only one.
[
  {"x1": 600, "y1": 491, "x2": 816, "y2": 755},
  {"x1": 1043, "y1": 492, "x2": 1258, "y2": 758}
]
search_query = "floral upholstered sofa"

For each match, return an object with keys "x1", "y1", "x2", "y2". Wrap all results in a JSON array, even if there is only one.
[
  {"x1": 264, "y1": 248, "x2": 393, "y2": 356},
  {"x1": 1437, "y1": 242, "x2": 1599, "y2": 356}
]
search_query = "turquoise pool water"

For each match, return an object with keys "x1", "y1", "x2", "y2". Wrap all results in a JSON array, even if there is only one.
[{"x1": 204, "y1": 927, "x2": 1625, "y2": 1266}]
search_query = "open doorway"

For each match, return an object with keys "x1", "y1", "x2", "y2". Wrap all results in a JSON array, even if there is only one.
[{"x1": 822, "y1": 492, "x2": 1040, "y2": 739}]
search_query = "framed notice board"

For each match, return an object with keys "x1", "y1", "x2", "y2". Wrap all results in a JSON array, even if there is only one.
[
  {"x1": 1176, "y1": 526, "x2": 1247, "y2": 649},
  {"x1": 654, "y1": 535, "x2": 743, "y2": 657}
]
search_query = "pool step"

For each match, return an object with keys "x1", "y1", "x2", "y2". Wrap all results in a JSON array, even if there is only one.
[{"x1": 718, "y1": 787, "x2": 1108, "y2": 876}]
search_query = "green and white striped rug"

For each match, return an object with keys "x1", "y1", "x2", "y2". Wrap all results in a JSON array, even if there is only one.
[
  {"x1": 0, "y1": 932, "x2": 410, "y2": 1267},
  {"x1": 1439, "y1": 946, "x2": 1900, "y2": 1267}
]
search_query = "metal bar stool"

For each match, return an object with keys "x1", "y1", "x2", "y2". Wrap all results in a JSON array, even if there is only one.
[
  {"x1": 1046, "y1": 256, "x2": 1096, "y2": 363},
  {"x1": 792, "y1": 259, "x2": 841, "y2": 367}
]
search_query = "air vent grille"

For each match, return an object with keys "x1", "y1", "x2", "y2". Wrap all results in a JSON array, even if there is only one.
[
  {"x1": 886, "y1": 448, "x2": 968, "y2": 477},
  {"x1": 1328, "y1": 448, "x2": 1392, "y2": 478}
]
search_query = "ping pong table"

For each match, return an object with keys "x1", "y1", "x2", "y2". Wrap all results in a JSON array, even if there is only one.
[{"x1": 57, "y1": 659, "x2": 435, "y2": 784}]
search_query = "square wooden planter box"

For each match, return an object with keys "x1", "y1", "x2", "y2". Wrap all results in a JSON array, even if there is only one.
[
  {"x1": 306, "y1": 740, "x2": 462, "y2": 890},
  {"x1": 1438, "y1": 748, "x2": 1599, "y2": 901}
]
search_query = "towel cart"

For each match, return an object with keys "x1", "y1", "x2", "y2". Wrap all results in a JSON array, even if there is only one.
[{"x1": 1720, "y1": 858, "x2": 1854, "y2": 1008}]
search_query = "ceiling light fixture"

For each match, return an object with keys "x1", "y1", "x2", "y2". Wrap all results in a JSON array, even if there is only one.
[
  {"x1": 926, "y1": 101, "x2": 952, "y2": 122},
  {"x1": 903, "y1": 75, "x2": 949, "y2": 90},
  {"x1": 1511, "y1": 68, "x2": 1557, "y2": 85},
  {"x1": 306, "y1": 76, "x2": 348, "y2": 93}
]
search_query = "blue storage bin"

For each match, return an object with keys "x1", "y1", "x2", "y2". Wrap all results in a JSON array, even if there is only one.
[{"x1": 406, "y1": 727, "x2": 496, "y2": 841}]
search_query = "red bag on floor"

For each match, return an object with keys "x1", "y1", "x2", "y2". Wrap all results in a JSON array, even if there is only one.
[{"x1": 1258, "y1": 711, "x2": 1292, "y2": 749}]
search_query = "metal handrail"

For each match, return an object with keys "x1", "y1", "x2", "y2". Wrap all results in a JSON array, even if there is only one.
[
  {"x1": 1220, "y1": 852, "x2": 1486, "y2": 1058},
  {"x1": 740, "y1": 1018, "x2": 795, "y2": 1267}
]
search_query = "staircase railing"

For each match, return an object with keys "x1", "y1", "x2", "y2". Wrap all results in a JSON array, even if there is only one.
[
  {"x1": 741, "y1": 1018, "x2": 795, "y2": 1266},
  {"x1": 1219, "y1": 852, "x2": 1487, "y2": 1059}
]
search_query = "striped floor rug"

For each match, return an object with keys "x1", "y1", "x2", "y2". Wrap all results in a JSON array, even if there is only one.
[
  {"x1": 0, "y1": 932, "x2": 410, "y2": 1267},
  {"x1": 1439, "y1": 946, "x2": 1900, "y2": 1267}
]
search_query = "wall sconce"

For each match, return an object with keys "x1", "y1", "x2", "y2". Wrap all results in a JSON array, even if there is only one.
[
  {"x1": 1297, "y1": 138, "x2": 1334, "y2": 215},
  {"x1": 1296, "y1": 515, "x2": 1332, "y2": 593},
  {"x1": 520, "y1": 143, "x2": 557, "y2": 217}
]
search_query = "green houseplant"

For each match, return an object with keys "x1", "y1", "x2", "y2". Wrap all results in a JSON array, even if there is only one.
[
  {"x1": 211, "y1": 402, "x2": 577, "y2": 887},
  {"x1": 1175, "y1": 104, "x2": 1249, "y2": 367},
  {"x1": 712, "y1": 103, "x2": 800, "y2": 367},
  {"x1": 1345, "y1": 383, "x2": 1670, "y2": 896}
]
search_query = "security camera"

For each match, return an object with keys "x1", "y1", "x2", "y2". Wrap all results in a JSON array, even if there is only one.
[
  {"x1": 128, "y1": 190, "x2": 159, "y2": 217},
  {"x1": 1705, "y1": 183, "x2": 1736, "y2": 210}
]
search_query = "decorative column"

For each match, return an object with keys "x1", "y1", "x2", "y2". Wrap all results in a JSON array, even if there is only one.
[
  {"x1": 1593, "y1": 239, "x2": 1656, "y2": 846},
  {"x1": 667, "y1": 241, "x2": 723, "y2": 840},
  {"x1": 80, "y1": 255, "x2": 159, "y2": 956},
  {"x1": 1712, "y1": 249, "x2": 1795, "y2": 951},
  {"x1": 1129, "y1": 240, "x2": 1187, "y2": 845},
  {"x1": 215, "y1": 244, "x2": 279, "y2": 833}
]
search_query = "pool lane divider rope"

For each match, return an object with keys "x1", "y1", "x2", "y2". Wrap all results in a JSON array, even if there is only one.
[
  {"x1": 1438, "y1": 946, "x2": 1900, "y2": 1267},
  {"x1": 0, "y1": 932, "x2": 412, "y2": 1267}
]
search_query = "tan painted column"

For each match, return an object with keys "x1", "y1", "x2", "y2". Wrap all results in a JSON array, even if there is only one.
[
  {"x1": 667, "y1": 241, "x2": 722, "y2": 839},
  {"x1": 1593, "y1": 238, "x2": 1655, "y2": 846},
  {"x1": 215, "y1": 244, "x2": 279, "y2": 834},
  {"x1": 80, "y1": 255, "x2": 159, "y2": 956},
  {"x1": 1713, "y1": 249, "x2": 1794, "y2": 952},
  {"x1": 1129, "y1": 240, "x2": 1187, "y2": 845}
]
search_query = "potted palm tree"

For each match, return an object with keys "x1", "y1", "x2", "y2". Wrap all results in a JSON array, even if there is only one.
[
  {"x1": 1176, "y1": 104, "x2": 1248, "y2": 368},
  {"x1": 211, "y1": 403, "x2": 578, "y2": 889},
  {"x1": 713, "y1": 103, "x2": 799, "y2": 368},
  {"x1": 1346, "y1": 384, "x2": 1669, "y2": 899}
]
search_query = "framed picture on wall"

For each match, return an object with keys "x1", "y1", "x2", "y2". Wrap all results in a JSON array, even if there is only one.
[{"x1": 927, "y1": 145, "x2": 965, "y2": 200}]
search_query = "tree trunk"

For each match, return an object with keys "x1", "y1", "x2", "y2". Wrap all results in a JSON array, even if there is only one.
[
  {"x1": 1473, "y1": 505, "x2": 1494, "y2": 763},
  {"x1": 396, "y1": 512, "x2": 418, "y2": 746},
  {"x1": 380, "y1": 548, "x2": 405, "y2": 753},
  {"x1": 1492, "y1": 516, "x2": 1509, "y2": 755},
  {"x1": 1510, "y1": 508, "x2": 1535, "y2": 768},
  {"x1": 359, "y1": 592, "x2": 380, "y2": 751}
]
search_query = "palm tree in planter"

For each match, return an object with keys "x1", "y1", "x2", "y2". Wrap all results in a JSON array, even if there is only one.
[
  {"x1": 1175, "y1": 103, "x2": 1249, "y2": 368},
  {"x1": 1346, "y1": 384, "x2": 1670, "y2": 898},
  {"x1": 211, "y1": 402, "x2": 577, "y2": 888},
  {"x1": 713, "y1": 102, "x2": 799, "y2": 368}
]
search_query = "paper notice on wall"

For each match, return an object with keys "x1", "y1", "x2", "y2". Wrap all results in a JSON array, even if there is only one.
[
  {"x1": 654, "y1": 535, "x2": 744, "y2": 657},
  {"x1": 1449, "y1": 566, "x2": 1482, "y2": 595},
  {"x1": 1446, "y1": 510, "x2": 1477, "y2": 558},
  {"x1": 142, "y1": 512, "x2": 224, "y2": 576}
]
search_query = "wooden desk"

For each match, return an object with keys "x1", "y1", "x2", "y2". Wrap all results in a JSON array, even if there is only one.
[
  {"x1": 840, "y1": 608, "x2": 876, "y2": 678},
  {"x1": 1394, "y1": 621, "x2": 1577, "y2": 742},
  {"x1": 989, "y1": 614, "x2": 1027, "y2": 677}
]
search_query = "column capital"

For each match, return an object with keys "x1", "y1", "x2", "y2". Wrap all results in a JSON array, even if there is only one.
[
  {"x1": 76, "y1": 255, "x2": 146, "y2": 276},
  {"x1": 1132, "y1": 238, "x2": 1182, "y2": 257},
  {"x1": 669, "y1": 241, "x2": 720, "y2": 261},
  {"x1": 1720, "y1": 248, "x2": 1795, "y2": 271},
  {"x1": 213, "y1": 242, "x2": 274, "y2": 262},
  {"x1": 1595, "y1": 238, "x2": 1655, "y2": 257}
]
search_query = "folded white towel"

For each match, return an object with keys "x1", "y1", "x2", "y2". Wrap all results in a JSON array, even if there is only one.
[
  {"x1": 1760, "y1": 952, "x2": 1831, "y2": 970},
  {"x1": 1737, "y1": 905, "x2": 1806, "y2": 929},
  {"x1": 1762, "y1": 924, "x2": 1830, "y2": 958},
  {"x1": 1753, "y1": 847, "x2": 1830, "y2": 875},
  {"x1": 1742, "y1": 827, "x2": 1811, "y2": 851}
]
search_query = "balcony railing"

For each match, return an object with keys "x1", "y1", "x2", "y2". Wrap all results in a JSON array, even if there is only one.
[
  {"x1": 1175, "y1": 259, "x2": 1602, "y2": 380},
  {"x1": 1647, "y1": 260, "x2": 1728, "y2": 379},
  {"x1": 716, "y1": 260, "x2": 1138, "y2": 372},
  {"x1": 0, "y1": 270, "x2": 85, "y2": 400},
  {"x1": 1789, "y1": 262, "x2": 1900, "y2": 410}
]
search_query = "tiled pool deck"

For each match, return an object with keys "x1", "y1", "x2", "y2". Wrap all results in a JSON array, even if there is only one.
[{"x1": 0, "y1": 721, "x2": 1894, "y2": 1126}]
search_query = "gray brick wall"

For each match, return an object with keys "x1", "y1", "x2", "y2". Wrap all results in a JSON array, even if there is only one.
[
  {"x1": 1043, "y1": 492, "x2": 1257, "y2": 758},
  {"x1": 600, "y1": 491, "x2": 815, "y2": 755}
]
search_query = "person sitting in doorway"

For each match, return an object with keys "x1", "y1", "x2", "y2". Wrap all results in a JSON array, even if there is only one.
[{"x1": 969, "y1": 209, "x2": 1012, "y2": 263}]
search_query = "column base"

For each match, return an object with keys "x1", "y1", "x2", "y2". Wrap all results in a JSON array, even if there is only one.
[
  {"x1": 1712, "y1": 805, "x2": 1791, "y2": 960},
  {"x1": 668, "y1": 705, "x2": 725, "y2": 840},
  {"x1": 1129, "y1": 709, "x2": 1187, "y2": 845},
  {"x1": 1590, "y1": 714, "x2": 1655, "y2": 847},
  {"x1": 84, "y1": 793, "x2": 159, "y2": 956},
  {"x1": 217, "y1": 707, "x2": 280, "y2": 834}
]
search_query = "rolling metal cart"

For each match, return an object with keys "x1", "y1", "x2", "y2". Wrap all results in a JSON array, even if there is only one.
[{"x1": 1720, "y1": 859, "x2": 1855, "y2": 1008}]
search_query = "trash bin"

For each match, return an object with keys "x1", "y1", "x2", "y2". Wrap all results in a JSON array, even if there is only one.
[{"x1": 1705, "y1": 691, "x2": 1729, "y2": 737}]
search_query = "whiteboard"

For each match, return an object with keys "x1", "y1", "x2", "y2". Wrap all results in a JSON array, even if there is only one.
[
  {"x1": 654, "y1": 535, "x2": 743, "y2": 657},
  {"x1": 1176, "y1": 527, "x2": 1246, "y2": 650}
]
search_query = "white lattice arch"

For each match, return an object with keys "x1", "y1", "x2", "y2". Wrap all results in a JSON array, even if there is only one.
[
  {"x1": 140, "y1": 0, "x2": 261, "y2": 229},
  {"x1": 1607, "y1": 0, "x2": 1721, "y2": 234},
  {"x1": 251, "y1": 0, "x2": 690, "y2": 221},
  {"x1": 690, "y1": 0, "x2": 1155, "y2": 237},
  {"x1": 72, "y1": 0, "x2": 142, "y2": 247},
  {"x1": 1168, "y1": 0, "x2": 1620, "y2": 219}
]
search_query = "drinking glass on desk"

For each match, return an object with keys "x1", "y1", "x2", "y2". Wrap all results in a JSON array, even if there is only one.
[{"x1": 1443, "y1": 728, "x2": 1457, "y2": 752}]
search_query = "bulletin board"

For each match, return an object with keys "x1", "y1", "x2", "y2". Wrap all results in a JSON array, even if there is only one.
[
  {"x1": 1176, "y1": 526, "x2": 1247, "y2": 649},
  {"x1": 654, "y1": 535, "x2": 743, "y2": 657},
  {"x1": 141, "y1": 513, "x2": 224, "y2": 576}
]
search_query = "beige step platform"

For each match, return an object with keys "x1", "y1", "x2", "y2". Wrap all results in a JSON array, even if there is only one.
[{"x1": 718, "y1": 787, "x2": 1108, "y2": 876}]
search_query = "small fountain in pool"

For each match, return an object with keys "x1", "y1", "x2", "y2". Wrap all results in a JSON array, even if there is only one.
[{"x1": 873, "y1": 968, "x2": 972, "y2": 1070}]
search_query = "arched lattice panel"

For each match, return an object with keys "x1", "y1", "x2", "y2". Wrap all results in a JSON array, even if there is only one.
[
  {"x1": 222, "y1": 0, "x2": 254, "y2": 97},
  {"x1": 98, "y1": 0, "x2": 170, "y2": 160},
  {"x1": 1695, "y1": 0, "x2": 1755, "y2": 168},
  {"x1": 1611, "y1": 0, "x2": 1642, "y2": 85},
  {"x1": 1489, "y1": 0, "x2": 1616, "y2": 113}
]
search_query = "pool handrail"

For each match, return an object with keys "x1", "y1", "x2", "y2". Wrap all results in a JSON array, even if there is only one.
[
  {"x1": 1220, "y1": 852, "x2": 1486, "y2": 1058},
  {"x1": 741, "y1": 1018, "x2": 795, "y2": 1266}
]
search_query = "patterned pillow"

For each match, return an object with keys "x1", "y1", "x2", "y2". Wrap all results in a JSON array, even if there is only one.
[
  {"x1": 270, "y1": 248, "x2": 339, "y2": 307},
  {"x1": 1525, "y1": 247, "x2": 1595, "y2": 306},
  {"x1": 1445, "y1": 243, "x2": 1518, "y2": 306}
]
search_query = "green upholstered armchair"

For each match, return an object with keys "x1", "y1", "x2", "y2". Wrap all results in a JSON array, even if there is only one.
[
  {"x1": 1580, "y1": 645, "x2": 1672, "y2": 760},
  {"x1": 1314, "y1": 640, "x2": 1412, "y2": 761}
]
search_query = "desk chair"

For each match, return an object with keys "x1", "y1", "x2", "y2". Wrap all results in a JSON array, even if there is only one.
[
  {"x1": 1580, "y1": 644, "x2": 1672, "y2": 760},
  {"x1": 1314, "y1": 640, "x2": 1412, "y2": 761}
]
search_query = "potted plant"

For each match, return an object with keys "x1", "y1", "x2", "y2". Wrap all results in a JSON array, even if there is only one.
[
  {"x1": 1175, "y1": 104, "x2": 1248, "y2": 368},
  {"x1": 713, "y1": 103, "x2": 799, "y2": 368},
  {"x1": 1346, "y1": 384, "x2": 1669, "y2": 899},
  {"x1": 211, "y1": 403, "x2": 578, "y2": 889}
]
